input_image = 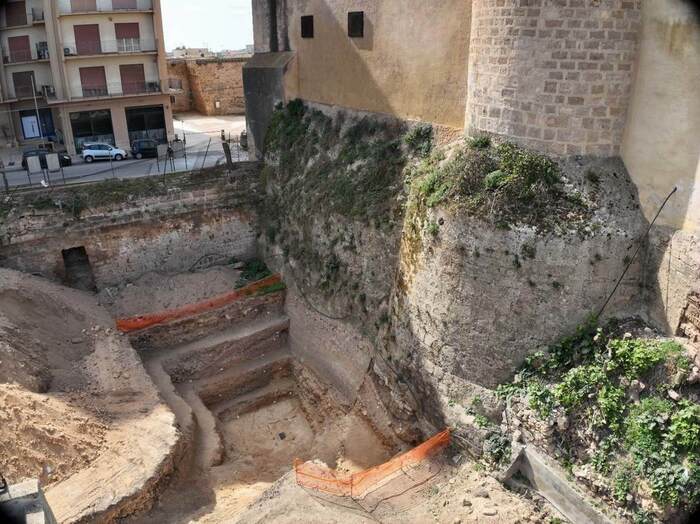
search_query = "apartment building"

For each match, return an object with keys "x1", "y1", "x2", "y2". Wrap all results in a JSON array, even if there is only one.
[{"x1": 0, "y1": 0, "x2": 174, "y2": 155}]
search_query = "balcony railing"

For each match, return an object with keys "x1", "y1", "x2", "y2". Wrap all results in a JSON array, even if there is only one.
[
  {"x1": 6, "y1": 84, "x2": 56, "y2": 100},
  {"x1": 58, "y1": 0, "x2": 153, "y2": 15},
  {"x1": 71, "y1": 80, "x2": 161, "y2": 99},
  {"x1": 3, "y1": 45, "x2": 50, "y2": 64},
  {"x1": 63, "y1": 38, "x2": 157, "y2": 57}
]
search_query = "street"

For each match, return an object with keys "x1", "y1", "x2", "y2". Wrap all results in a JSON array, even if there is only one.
[{"x1": 2, "y1": 113, "x2": 248, "y2": 189}]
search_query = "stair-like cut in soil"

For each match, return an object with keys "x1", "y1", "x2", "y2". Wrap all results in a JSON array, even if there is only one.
[
  {"x1": 195, "y1": 346, "x2": 293, "y2": 406},
  {"x1": 214, "y1": 376, "x2": 297, "y2": 420}
]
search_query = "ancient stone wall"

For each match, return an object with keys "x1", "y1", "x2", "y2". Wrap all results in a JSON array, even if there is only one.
[
  {"x1": 167, "y1": 60, "x2": 193, "y2": 113},
  {"x1": 0, "y1": 165, "x2": 261, "y2": 289},
  {"x1": 466, "y1": 0, "x2": 642, "y2": 156},
  {"x1": 167, "y1": 58, "x2": 248, "y2": 116}
]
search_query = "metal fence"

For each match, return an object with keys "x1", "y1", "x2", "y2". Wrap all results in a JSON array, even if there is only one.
[{"x1": 0, "y1": 129, "x2": 249, "y2": 194}]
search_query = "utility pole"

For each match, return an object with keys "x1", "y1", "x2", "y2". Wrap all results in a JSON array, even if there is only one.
[{"x1": 30, "y1": 75, "x2": 45, "y2": 148}]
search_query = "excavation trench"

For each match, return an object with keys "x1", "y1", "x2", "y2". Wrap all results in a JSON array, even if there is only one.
[{"x1": 112, "y1": 270, "x2": 395, "y2": 522}]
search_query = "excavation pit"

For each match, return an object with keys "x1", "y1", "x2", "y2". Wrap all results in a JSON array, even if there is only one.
[{"x1": 112, "y1": 268, "x2": 397, "y2": 521}]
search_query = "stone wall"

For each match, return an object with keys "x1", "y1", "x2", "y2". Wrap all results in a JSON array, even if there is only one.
[
  {"x1": 466, "y1": 0, "x2": 641, "y2": 156},
  {"x1": 167, "y1": 58, "x2": 248, "y2": 116},
  {"x1": 0, "y1": 165, "x2": 261, "y2": 289},
  {"x1": 167, "y1": 60, "x2": 192, "y2": 113}
]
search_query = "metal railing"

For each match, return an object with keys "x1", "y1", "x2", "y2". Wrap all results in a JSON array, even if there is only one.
[
  {"x1": 58, "y1": 0, "x2": 153, "y2": 15},
  {"x1": 3, "y1": 45, "x2": 49, "y2": 64},
  {"x1": 32, "y1": 8, "x2": 45, "y2": 22},
  {"x1": 63, "y1": 38, "x2": 157, "y2": 56},
  {"x1": 70, "y1": 80, "x2": 162, "y2": 99}
]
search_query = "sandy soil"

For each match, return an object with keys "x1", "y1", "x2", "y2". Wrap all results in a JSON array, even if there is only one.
[
  {"x1": 0, "y1": 269, "x2": 114, "y2": 485},
  {"x1": 234, "y1": 457, "x2": 561, "y2": 524},
  {"x1": 98, "y1": 266, "x2": 241, "y2": 318},
  {"x1": 0, "y1": 268, "x2": 172, "y2": 497}
]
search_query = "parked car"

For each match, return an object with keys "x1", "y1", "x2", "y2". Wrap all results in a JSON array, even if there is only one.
[
  {"x1": 81, "y1": 143, "x2": 127, "y2": 163},
  {"x1": 21, "y1": 149, "x2": 72, "y2": 169},
  {"x1": 131, "y1": 139, "x2": 159, "y2": 159}
]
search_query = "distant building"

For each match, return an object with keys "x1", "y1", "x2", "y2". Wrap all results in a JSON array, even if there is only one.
[
  {"x1": 170, "y1": 47, "x2": 215, "y2": 60},
  {"x1": 0, "y1": 0, "x2": 175, "y2": 155}
]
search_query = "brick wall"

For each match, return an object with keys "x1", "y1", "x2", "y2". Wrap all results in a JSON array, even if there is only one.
[
  {"x1": 167, "y1": 57, "x2": 248, "y2": 116},
  {"x1": 466, "y1": 0, "x2": 642, "y2": 156}
]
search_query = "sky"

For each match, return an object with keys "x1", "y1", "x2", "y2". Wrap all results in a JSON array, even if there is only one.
[{"x1": 161, "y1": 0, "x2": 254, "y2": 52}]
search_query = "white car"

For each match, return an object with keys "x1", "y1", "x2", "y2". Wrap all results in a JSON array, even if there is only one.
[{"x1": 82, "y1": 143, "x2": 128, "y2": 163}]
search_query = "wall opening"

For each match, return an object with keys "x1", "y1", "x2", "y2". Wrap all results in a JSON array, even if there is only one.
[
  {"x1": 61, "y1": 247, "x2": 97, "y2": 292},
  {"x1": 301, "y1": 15, "x2": 314, "y2": 38}
]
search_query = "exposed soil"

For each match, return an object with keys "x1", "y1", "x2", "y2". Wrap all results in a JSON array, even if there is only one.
[
  {"x1": 98, "y1": 266, "x2": 241, "y2": 317},
  {"x1": 0, "y1": 269, "x2": 112, "y2": 485}
]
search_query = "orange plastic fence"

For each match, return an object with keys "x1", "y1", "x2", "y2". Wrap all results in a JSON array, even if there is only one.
[
  {"x1": 116, "y1": 274, "x2": 282, "y2": 333},
  {"x1": 294, "y1": 429, "x2": 450, "y2": 498}
]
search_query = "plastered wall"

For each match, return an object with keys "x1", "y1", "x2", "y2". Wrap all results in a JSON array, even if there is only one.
[
  {"x1": 283, "y1": 0, "x2": 471, "y2": 128},
  {"x1": 621, "y1": 0, "x2": 700, "y2": 231}
]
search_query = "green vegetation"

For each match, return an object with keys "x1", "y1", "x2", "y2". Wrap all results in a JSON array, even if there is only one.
[
  {"x1": 467, "y1": 134, "x2": 492, "y2": 150},
  {"x1": 235, "y1": 258, "x2": 272, "y2": 288},
  {"x1": 406, "y1": 140, "x2": 589, "y2": 231},
  {"x1": 483, "y1": 431, "x2": 511, "y2": 466},
  {"x1": 1, "y1": 167, "x2": 233, "y2": 221},
  {"x1": 498, "y1": 319, "x2": 699, "y2": 517},
  {"x1": 403, "y1": 123, "x2": 433, "y2": 158}
]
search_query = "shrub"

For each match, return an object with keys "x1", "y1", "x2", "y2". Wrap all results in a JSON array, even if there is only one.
[
  {"x1": 468, "y1": 134, "x2": 491, "y2": 149},
  {"x1": 609, "y1": 339, "x2": 683, "y2": 379},
  {"x1": 668, "y1": 402, "x2": 700, "y2": 452},
  {"x1": 404, "y1": 123, "x2": 433, "y2": 158}
]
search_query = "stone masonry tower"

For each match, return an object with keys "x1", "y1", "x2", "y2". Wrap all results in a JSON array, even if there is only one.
[{"x1": 466, "y1": 0, "x2": 642, "y2": 156}]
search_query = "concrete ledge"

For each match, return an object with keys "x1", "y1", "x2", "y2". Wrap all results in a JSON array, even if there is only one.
[
  {"x1": 0, "y1": 479, "x2": 57, "y2": 524},
  {"x1": 513, "y1": 446, "x2": 620, "y2": 524}
]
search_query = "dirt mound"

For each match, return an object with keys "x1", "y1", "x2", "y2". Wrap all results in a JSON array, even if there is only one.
[
  {"x1": 0, "y1": 384, "x2": 107, "y2": 485},
  {"x1": 0, "y1": 273, "x2": 103, "y2": 393},
  {"x1": 98, "y1": 266, "x2": 241, "y2": 317}
]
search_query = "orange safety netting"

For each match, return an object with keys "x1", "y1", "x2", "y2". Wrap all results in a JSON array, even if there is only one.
[
  {"x1": 115, "y1": 274, "x2": 282, "y2": 333},
  {"x1": 294, "y1": 429, "x2": 450, "y2": 499}
]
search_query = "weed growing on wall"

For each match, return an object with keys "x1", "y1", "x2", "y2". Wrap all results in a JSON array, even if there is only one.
[
  {"x1": 497, "y1": 319, "x2": 700, "y2": 520},
  {"x1": 261, "y1": 100, "x2": 431, "y2": 324},
  {"x1": 406, "y1": 139, "x2": 591, "y2": 231}
]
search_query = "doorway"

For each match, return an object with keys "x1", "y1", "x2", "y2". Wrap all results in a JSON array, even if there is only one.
[{"x1": 61, "y1": 246, "x2": 97, "y2": 292}]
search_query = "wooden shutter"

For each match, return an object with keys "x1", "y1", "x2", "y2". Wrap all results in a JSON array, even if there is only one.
[
  {"x1": 7, "y1": 35, "x2": 31, "y2": 62},
  {"x1": 12, "y1": 71, "x2": 34, "y2": 98},
  {"x1": 80, "y1": 66, "x2": 107, "y2": 97},
  {"x1": 113, "y1": 0, "x2": 138, "y2": 9},
  {"x1": 5, "y1": 1, "x2": 27, "y2": 27},
  {"x1": 71, "y1": 0, "x2": 97, "y2": 12},
  {"x1": 74, "y1": 24, "x2": 101, "y2": 55},
  {"x1": 120, "y1": 64, "x2": 146, "y2": 94}
]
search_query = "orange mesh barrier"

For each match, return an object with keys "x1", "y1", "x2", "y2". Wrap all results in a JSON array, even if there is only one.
[
  {"x1": 294, "y1": 429, "x2": 450, "y2": 499},
  {"x1": 116, "y1": 274, "x2": 282, "y2": 333}
]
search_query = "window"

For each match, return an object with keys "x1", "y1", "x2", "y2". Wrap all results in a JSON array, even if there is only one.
[
  {"x1": 79, "y1": 66, "x2": 108, "y2": 97},
  {"x1": 12, "y1": 71, "x2": 35, "y2": 98},
  {"x1": 348, "y1": 11, "x2": 364, "y2": 38},
  {"x1": 74, "y1": 24, "x2": 101, "y2": 55},
  {"x1": 301, "y1": 15, "x2": 314, "y2": 38}
]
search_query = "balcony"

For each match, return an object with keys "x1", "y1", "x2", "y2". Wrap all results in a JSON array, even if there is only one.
[
  {"x1": 3, "y1": 45, "x2": 50, "y2": 65},
  {"x1": 58, "y1": 0, "x2": 153, "y2": 16},
  {"x1": 5, "y1": 86, "x2": 55, "y2": 101},
  {"x1": 63, "y1": 38, "x2": 157, "y2": 57},
  {"x1": 69, "y1": 80, "x2": 161, "y2": 100}
]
